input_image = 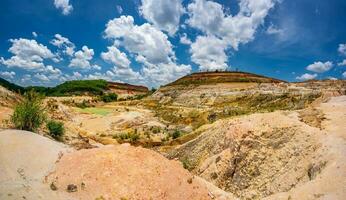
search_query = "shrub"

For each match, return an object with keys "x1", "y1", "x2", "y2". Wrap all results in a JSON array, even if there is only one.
[
  {"x1": 172, "y1": 130, "x2": 181, "y2": 139},
  {"x1": 75, "y1": 100, "x2": 90, "y2": 108},
  {"x1": 11, "y1": 90, "x2": 46, "y2": 131},
  {"x1": 100, "y1": 93, "x2": 118, "y2": 102},
  {"x1": 47, "y1": 120, "x2": 64, "y2": 140}
]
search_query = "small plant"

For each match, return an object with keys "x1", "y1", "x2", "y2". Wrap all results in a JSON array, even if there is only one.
[
  {"x1": 47, "y1": 120, "x2": 64, "y2": 140},
  {"x1": 100, "y1": 93, "x2": 118, "y2": 102},
  {"x1": 75, "y1": 100, "x2": 90, "y2": 108},
  {"x1": 11, "y1": 90, "x2": 46, "y2": 132},
  {"x1": 172, "y1": 130, "x2": 181, "y2": 139}
]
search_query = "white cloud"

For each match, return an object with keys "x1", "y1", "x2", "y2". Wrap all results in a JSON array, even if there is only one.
[
  {"x1": 338, "y1": 59, "x2": 346, "y2": 66},
  {"x1": 136, "y1": 55, "x2": 191, "y2": 85},
  {"x1": 101, "y1": 46, "x2": 131, "y2": 68},
  {"x1": 296, "y1": 73, "x2": 317, "y2": 81},
  {"x1": 306, "y1": 61, "x2": 333, "y2": 73},
  {"x1": 180, "y1": 33, "x2": 192, "y2": 45},
  {"x1": 101, "y1": 45, "x2": 141, "y2": 81},
  {"x1": 190, "y1": 35, "x2": 228, "y2": 71},
  {"x1": 21, "y1": 74, "x2": 32, "y2": 83},
  {"x1": 104, "y1": 15, "x2": 174, "y2": 64},
  {"x1": 32, "y1": 32, "x2": 38, "y2": 37},
  {"x1": 187, "y1": 0, "x2": 277, "y2": 50},
  {"x1": 72, "y1": 71, "x2": 83, "y2": 79},
  {"x1": 54, "y1": 0, "x2": 73, "y2": 15},
  {"x1": 0, "y1": 71, "x2": 16, "y2": 79},
  {"x1": 343, "y1": 71, "x2": 346, "y2": 79},
  {"x1": 266, "y1": 24, "x2": 283, "y2": 35},
  {"x1": 34, "y1": 73, "x2": 49, "y2": 81},
  {"x1": 104, "y1": 15, "x2": 191, "y2": 86},
  {"x1": 327, "y1": 76, "x2": 337, "y2": 81},
  {"x1": 43, "y1": 65, "x2": 62, "y2": 75},
  {"x1": 0, "y1": 38, "x2": 56, "y2": 70},
  {"x1": 69, "y1": 46, "x2": 98, "y2": 70},
  {"x1": 50, "y1": 34, "x2": 75, "y2": 56},
  {"x1": 338, "y1": 44, "x2": 346, "y2": 56},
  {"x1": 116, "y1": 5, "x2": 123, "y2": 14},
  {"x1": 140, "y1": 0, "x2": 184, "y2": 35}
]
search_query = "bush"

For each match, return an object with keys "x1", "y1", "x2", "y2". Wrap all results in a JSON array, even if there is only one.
[
  {"x1": 172, "y1": 130, "x2": 181, "y2": 139},
  {"x1": 11, "y1": 90, "x2": 46, "y2": 131},
  {"x1": 100, "y1": 93, "x2": 118, "y2": 102},
  {"x1": 47, "y1": 120, "x2": 64, "y2": 140}
]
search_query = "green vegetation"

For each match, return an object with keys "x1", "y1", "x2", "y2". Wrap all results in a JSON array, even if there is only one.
[
  {"x1": 75, "y1": 107, "x2": 112, "y2": 116},
  {"x1": 11, "y1": 90, "x2": 46, "y2": 131},
  {"x1": 74, "y1": 100, "x2": 91, "y2": 109},
  {"x1": 100, "y1": 93, "x2": 118, "y2": 102},
  {"x1": 0, "y1": 77, "x2": 25, "y2": 93},
  {"x1": 46, "y1": 120, "x2": 64, "y2": 140},
  {"x1": 31, "y1": 79, "x2": 108, "y2": 96},
  {"x1": 181, "y1": 158, "x2": 194, "y2": 171},
  {"x1": 114, "y1": 132, "x2": 140, "y2": 143},
  {"x1": 172, "y1": 130, "x2": 181, "y2": 139}
]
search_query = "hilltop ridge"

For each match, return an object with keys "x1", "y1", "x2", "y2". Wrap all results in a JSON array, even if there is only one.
[{"x1": 166, "y1": 71, "x2": 285, "y2": 87}]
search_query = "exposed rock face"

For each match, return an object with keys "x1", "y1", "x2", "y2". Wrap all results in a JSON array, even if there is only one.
[
  {"x1": 169, "y1": 96, "x2": 346, "y2": 199},
  {"x1": 169, "y1": 111, "x2": 321, "y2": 199}
]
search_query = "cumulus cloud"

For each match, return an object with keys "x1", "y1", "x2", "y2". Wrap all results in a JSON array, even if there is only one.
[
  {"x1": 101, "y1": 46, "x2": 131, "y2": 68},
  {"x1": 338, "y1": 44, "x2": 346, "y2": 56},
  {"x1": 51, "y1": 34, "x2": 75, "y2": 56},
  {"x1": 104, "y1": 15, "x2": 191, "y2": 85},
  {"x1": 54, "y1": 0, "x2": 73, "y2": 15},
  {"x1": 34, "y1": 73, "x2": 49, "y2": 81},
  {"x1": 306, "y1": 61, "x2": 333, "y2": 73},
  {"x1": 140, "y1": 0, "x2": 184, "y2": 35},
  {"x1": 338, "y1": 59, "x2": 346, "y2": 66},
  {"x1": 69, "y1": 46, "x2": 99, "y2": 70},
  {"x1": 104, "y1": 15, "x2": 175, "y2": 64},
  {"x1": 343, "y1": 71, "x2": 346, "y2": 79},
  {"x1": 101, "y1": 45, "x2": 141, "y2": 81},
  {"x1": 187, "y1": 0, "x2": 278, "y2": 50},
  {"x1": 0, "y1": 71, "x2": 16, "y2": 79},
  {"x1": 180, "y1": 33, "x2": 192, "y2": 45},
  {"x1": 296, "y1": 73, "x2": 317, "y2": 81},
  {"x1": 190, "y1": 35, "x2": 228, "y2": 71},
  {"x1": 0, "y1": 38, "x2": 56, "y2": 70}
]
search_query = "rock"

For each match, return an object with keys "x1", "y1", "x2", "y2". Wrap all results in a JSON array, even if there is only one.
[{"x1": 67, "y1": 184, "x2": 77, "y2": 192}]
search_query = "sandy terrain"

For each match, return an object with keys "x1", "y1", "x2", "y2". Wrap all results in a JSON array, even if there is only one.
[
  {"x1": 170, "y1": 96, "x2": 346, "y2": 199},
  {"x1": 0, "y1": 130, "x2": 72, "y2": 200},
  {"x1": 264, "y1": 96, "x2": 346, "y2": 200},
  {"x1": 47, "y1": 144, "x2": 213, "y2": 200}
]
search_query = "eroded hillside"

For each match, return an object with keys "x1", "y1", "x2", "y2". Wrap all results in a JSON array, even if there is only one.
[{"x1": 1, "y1": 73, "x2": 346, "y2": 200}]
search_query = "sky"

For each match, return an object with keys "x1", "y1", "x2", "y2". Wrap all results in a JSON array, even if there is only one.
[{"x1": 0, "y1": 0, "x2": 346, "y2": 88}]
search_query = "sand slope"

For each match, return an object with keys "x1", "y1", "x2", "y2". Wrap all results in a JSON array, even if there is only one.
[{"x1": 0, "y1": 130, "x2": 72, "y2": 200}]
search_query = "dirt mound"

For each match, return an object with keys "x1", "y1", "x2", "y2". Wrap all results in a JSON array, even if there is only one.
[
  {"x1": 0, "y1": 85, "x2": 21, "y2": 107},
  {"x1": 47, "y1": 144, "x2": 213, "y2": 200},
  {"x1": 0, "y1": 129, "x2": 72, "y2": 200}
]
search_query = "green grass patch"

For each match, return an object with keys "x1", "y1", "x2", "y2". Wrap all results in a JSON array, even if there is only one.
[{"x1": 75, "y1": 107, "x2": 112, "y2": 116}]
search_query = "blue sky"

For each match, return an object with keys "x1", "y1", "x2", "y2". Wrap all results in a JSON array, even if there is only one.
[{"x1": 0, "y1": 0, "x2": 346, "y2": 87}]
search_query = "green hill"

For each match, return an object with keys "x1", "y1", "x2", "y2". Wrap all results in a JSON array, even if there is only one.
[{"x1": 0, "y1": 77, "x2": 25, "y2": 93}]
